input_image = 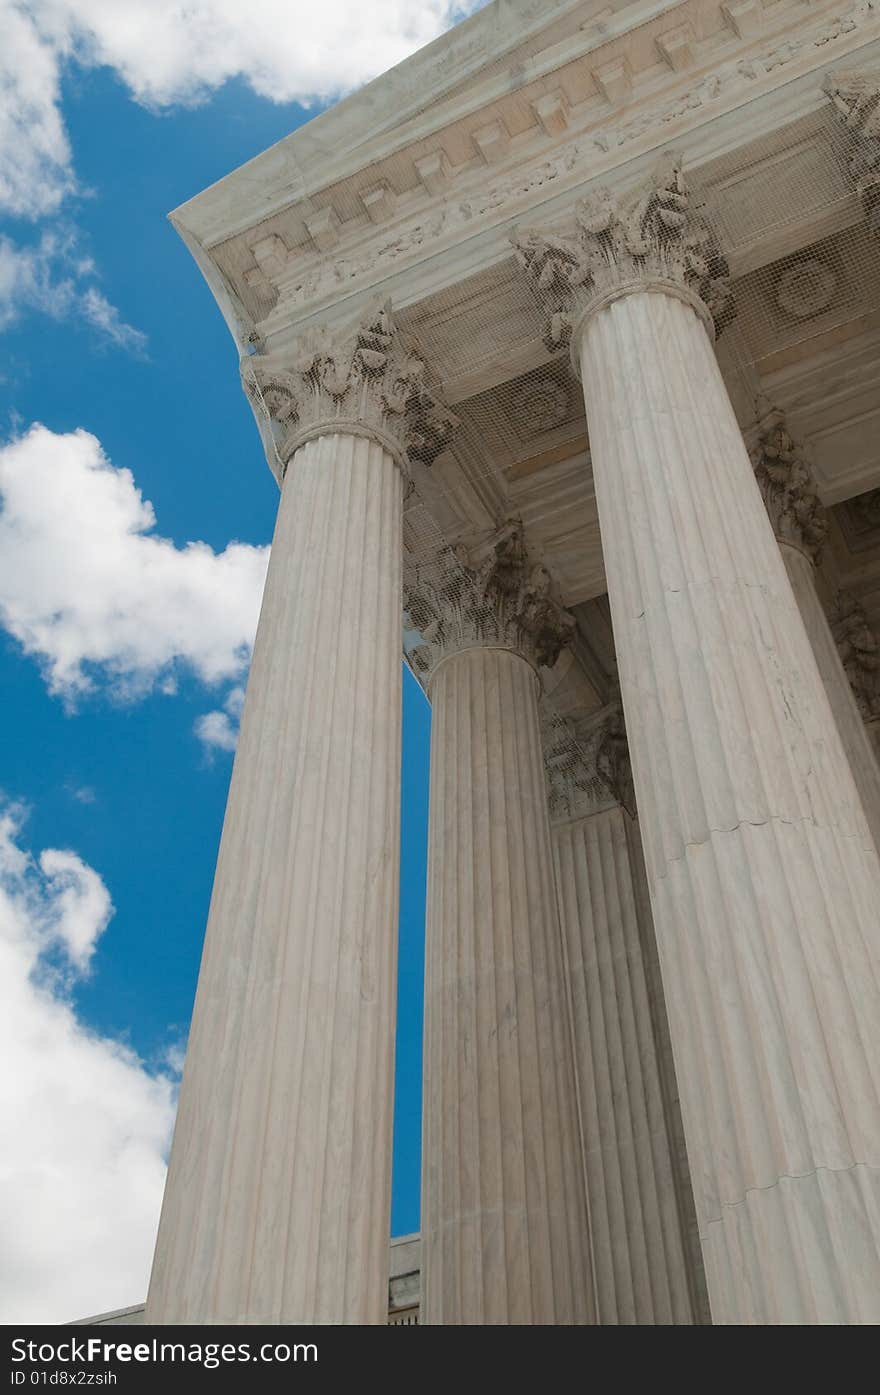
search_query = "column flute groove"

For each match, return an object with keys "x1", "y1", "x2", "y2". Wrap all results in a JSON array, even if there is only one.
[
  {"x1": 545, "y1": 708, "x2": 706, "y2": 1323},
  {"x1": 747, "y1": 407, "x2": 880, "y2": 848},
  {"x1": 516, "y1": 162, "x2": 880, "y2": 1323},
  {"x1": 409, "y1": 528, "x2": 594, "y2": 1324},
  {"x1": 147, "y1": 305, "x2": 456, "y2": 1323}
]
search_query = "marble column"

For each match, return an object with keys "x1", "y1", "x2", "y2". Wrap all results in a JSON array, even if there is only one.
[
  {"x1": 545, "y1": 705, "x2": 708, "y2": 1324},
  {"x1": 516, "y1": 163, "x2": 880, "y2": 1323},
  {"x1": 146, "y1": 305, "x2": 455, "y2": 1324},
  {"x1": 407, "y1": 525, "x2": 595, "y2": 1324},
  {"x1": 749, "y1": 413, "x2": 880, "y2": 847}
]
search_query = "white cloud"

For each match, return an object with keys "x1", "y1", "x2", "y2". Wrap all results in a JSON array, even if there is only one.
[
  {"x1": 0, "y1": 2, "x2": 482, "y2": 345},
  {"x1": 194, "y1": 709, "x2": 238, "y2": 753},
  {"x1": 0, "y1": 232, "x2": 78, "y2": 328},
  {"x1": 0, "y1": 231, "x2": 145, "y2": 351},
  {"x1": 0, "y1": 423, "x2": 268, "y2": 701},
  {"x1": 0, "y1": 1, "x2": 483, "y2": 219},
  {"x1": 195, "y1": 683, "x2": 245, "y2": 754},
  {"x1": 68, "y1": 785, "x2": 97, "y2": 805},
  {"x1": 80, "y1": 286, "x2": 148, "y2": 354},
  {"x1": 38, "y1": 847, "x2": 112, "y2": 970},
  {"x1": 0, "y1": 803, "x2": 176, "y2": 1322},
  {"x1": 0, "y1": 3, "x2": 74, "y2": 218}
]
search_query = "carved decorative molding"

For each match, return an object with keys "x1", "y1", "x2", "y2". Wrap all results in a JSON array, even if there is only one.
[
  {"x1": 510, "y1": 375, "x2": 570, "y2": 435},
  {"x1": 513, "y1": 160, "x2": 734, "y2": 350},
  {"x1": 249, "y1": 0, "x2": 880, "y2": 321},
  {"x1": 543, "y1": 701, "x2": 633, "y2": 823},
  {"x1": 824, "y1": 66, "x2": 880, "y2": 234},
  {"x1": 242, "y1": 301, "x2": 457, "y2": 481},
  {"x1": 775, "y1": 257, "x2": 837, "y2": 319},
  {"x1": 832, "y1": 590, "x2": 880, "y2": 720},
  {"x1": 750, "y1": 411, "x2": 828, "y2": 564},
  {"x1": 405, "y1": 521, "x2": 575, "y2": 679}
]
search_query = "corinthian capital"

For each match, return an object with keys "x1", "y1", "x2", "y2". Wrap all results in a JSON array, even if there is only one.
[
  {"x1": 242, "y1": 300, "x2": 458, "y2": 481},
  {"x1": 824, "y1": 70, "x2": 880, "y2": 236},
  {"x1": 749, "y1": 411, "x2": 828, "y2": 564},
  {"x1": 405, "y1": 522, "x2": 575, "y2": 681},
  {"x1": 543, "y1": 701, "x2": 632, "y2": 823},
  {"x1": 512, "y1": 158, "x2": 733, "y2": 351},
  {"x1": 832, "y1": 591, "x2": 880, "y2": 722}
]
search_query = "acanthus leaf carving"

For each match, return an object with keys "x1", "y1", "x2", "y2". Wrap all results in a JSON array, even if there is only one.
[
  {"x1": 749, "y1": 410, "x2": 828, "y2": 564},
  {"x1": 249, "y1": 1, "x2": 880, "y2": 320},
  {"x1": 824, "y1": 67, "x2": 880, "y2": 235},
  {"x1": 405, "y1": 521, "x2": 575, "y2": 679},
  {"x1": 242, "y1": 300, "x2": 457, "y2": 481},
  {"x1": 542, "y1": 700, "x2": 633, "y2": 823},
  {"x1": 513, "y1": 159, "x2": 734, "y2": 349},
  {"x1": 832, "y1": 590, "x2": 880, "y2": 721}
]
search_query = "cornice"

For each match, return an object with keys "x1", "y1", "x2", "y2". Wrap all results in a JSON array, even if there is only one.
[
  {"x1": 173, "y1": 1, "x2": 692, "y2": 250},
  {"x1": 213, "y1": 0, "x2": 880, "y2": 338}
]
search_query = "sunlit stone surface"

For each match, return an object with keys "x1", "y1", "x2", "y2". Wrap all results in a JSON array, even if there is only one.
[{"x1": 147, "y1": 0, "x2": 880, "y2": 1324}]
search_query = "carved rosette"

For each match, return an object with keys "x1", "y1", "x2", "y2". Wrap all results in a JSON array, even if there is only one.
[
  {"x1": 832, "y1": 591, "x2": 880, "y2": 722},
  {"x1": 824, "y1": 70, "x2": 880, "y2": 236},
  {"x1": 242, "y1": 301, "x2": 458, "y2": 482},
  {"x1": 749, "y1": 413, "x2": 828, "y2": 564},
  {"x1": 542, "y1": 701, "x2": 633, "y2": 823},
  {"x1": 513, "y1": 159, "x2": 733, "y2": 353},
  {"x1": 405, "y1": 522, "x2": 575, "y2": 681}
]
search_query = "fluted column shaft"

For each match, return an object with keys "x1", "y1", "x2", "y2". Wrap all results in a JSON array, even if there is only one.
[
  {"x1": 147, "y1": 429, "x2": 402, "y2": 1323},
  {"x1": 421, "y1": 645, "x2": 594, "y2": 1324},
  {"x1": 552, "y1": 805, "x2": 707, "y2": 1324},
  {"x1": 781, "y1": 542, "x2": 880, "y2": 846},
  {"x1": 575, "y1": 287, "x2": 880, "y2": 1323}
]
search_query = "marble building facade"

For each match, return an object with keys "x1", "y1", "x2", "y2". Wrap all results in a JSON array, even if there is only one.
[{"x1": 142, "y1": 0, "x2": 880, "y2": 1324}]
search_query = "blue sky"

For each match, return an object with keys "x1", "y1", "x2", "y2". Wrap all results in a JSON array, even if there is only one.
[{"x1": 0, "y1": 0, "x2": 478, "y2": 1325}]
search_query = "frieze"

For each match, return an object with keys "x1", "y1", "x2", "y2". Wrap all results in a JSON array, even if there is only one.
[{"x1": 254, "y1": 0, "x2": 879, "y2": 320}]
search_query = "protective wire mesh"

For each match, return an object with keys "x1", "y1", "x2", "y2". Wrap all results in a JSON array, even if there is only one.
[{"x1": 242, "y1": 38, "x2": 880, "y2": 810}]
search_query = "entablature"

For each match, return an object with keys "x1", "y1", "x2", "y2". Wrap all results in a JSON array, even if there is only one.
[
  {"x1": 171, "y1": 0, "x2": 880, "y2": 348},
  {"x1": 171, "y1": 0, "x2": 880, "y2": 780}
]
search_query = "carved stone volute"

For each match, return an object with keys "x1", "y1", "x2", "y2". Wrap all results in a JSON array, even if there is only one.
[
  {"x1": 405, "y1": 521, "x2": 575, "y2": 681},
  {"x1": 543, "y1": 701, "x2": 633, "y2": 823},
  {"x1": 513, "y1": 158, "x2": 733, "y2": 353},
  {"x1": 824, "y1": 70, "x2": 880, "y2": 236},
  {"x1": 243, "y1": 300, "x2": 458, "y2": 482},
  {"x1": 833, "y1": 590, "x2": 880, "y2": 722},
  {"x1": 750, "y1": 411, "x2": 828, "y2": 565}
]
